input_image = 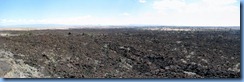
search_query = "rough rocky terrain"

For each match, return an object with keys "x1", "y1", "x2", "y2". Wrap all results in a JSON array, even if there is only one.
[{"x1": 0, "y1": 28, "x2": 241, "y2": 78}]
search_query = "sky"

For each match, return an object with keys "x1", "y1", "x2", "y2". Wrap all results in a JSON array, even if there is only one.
[{"x1": 0, "y1": 0, "x2": 240, "y2": 26}]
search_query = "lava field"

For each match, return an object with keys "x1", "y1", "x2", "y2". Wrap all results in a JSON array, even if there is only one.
[{"x1": 0, "y1": 28, "x2": 241, "y2": 78}]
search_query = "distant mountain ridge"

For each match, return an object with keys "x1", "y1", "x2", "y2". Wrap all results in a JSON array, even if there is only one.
[{"x1": 0, "y1": 24, "x2": 240, "y2": 31}]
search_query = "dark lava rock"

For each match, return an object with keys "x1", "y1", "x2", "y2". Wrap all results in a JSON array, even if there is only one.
[{"x1": 0, "y1": 28, "x2": 240, "y2": 78}]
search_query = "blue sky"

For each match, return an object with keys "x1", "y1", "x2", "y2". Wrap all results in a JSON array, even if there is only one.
[
  {"x1": 0, "y1": 0, "x2": 151, "y2": 19},
  {"x1": 0, "y1": 0, "x2": 146, "y2": 19},
  {"x1": 0, "y1": 0, "x2": 240, "y2": 26}
]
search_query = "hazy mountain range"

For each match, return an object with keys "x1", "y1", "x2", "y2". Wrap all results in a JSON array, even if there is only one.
[{"x1": 0, "y1": 24, "x2": 240, "y2": 31}]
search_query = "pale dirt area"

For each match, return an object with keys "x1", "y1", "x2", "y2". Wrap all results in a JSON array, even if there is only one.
[{"x1": 0, "y1": 49, "x2": 49, "y2": 78}]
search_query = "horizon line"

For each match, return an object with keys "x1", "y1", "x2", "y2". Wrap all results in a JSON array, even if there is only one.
[{"x1": 0, "y1": 24, "x2": 240, "y2": 27}]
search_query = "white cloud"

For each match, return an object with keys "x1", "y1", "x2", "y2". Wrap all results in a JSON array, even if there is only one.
[
  {"x1": 150, "y1": 0, "x2": 240, "y2": 26},
  {"x1": 153, "y1": 0, "x2": 186, "y2": 12},
  {"x1": 120, "y1": 12, "x2": 130, "y2": 16},
  {"x1": 139, "y1": 0, "x2": 146, "y2": 3},
  {"x1": 201, "y1": 0, "x2": 238, "y2": 5}
]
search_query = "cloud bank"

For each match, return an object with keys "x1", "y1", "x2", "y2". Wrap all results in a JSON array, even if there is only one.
[{"x1": 151, "y1": 0, "x2": 240, "y2": 26}]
